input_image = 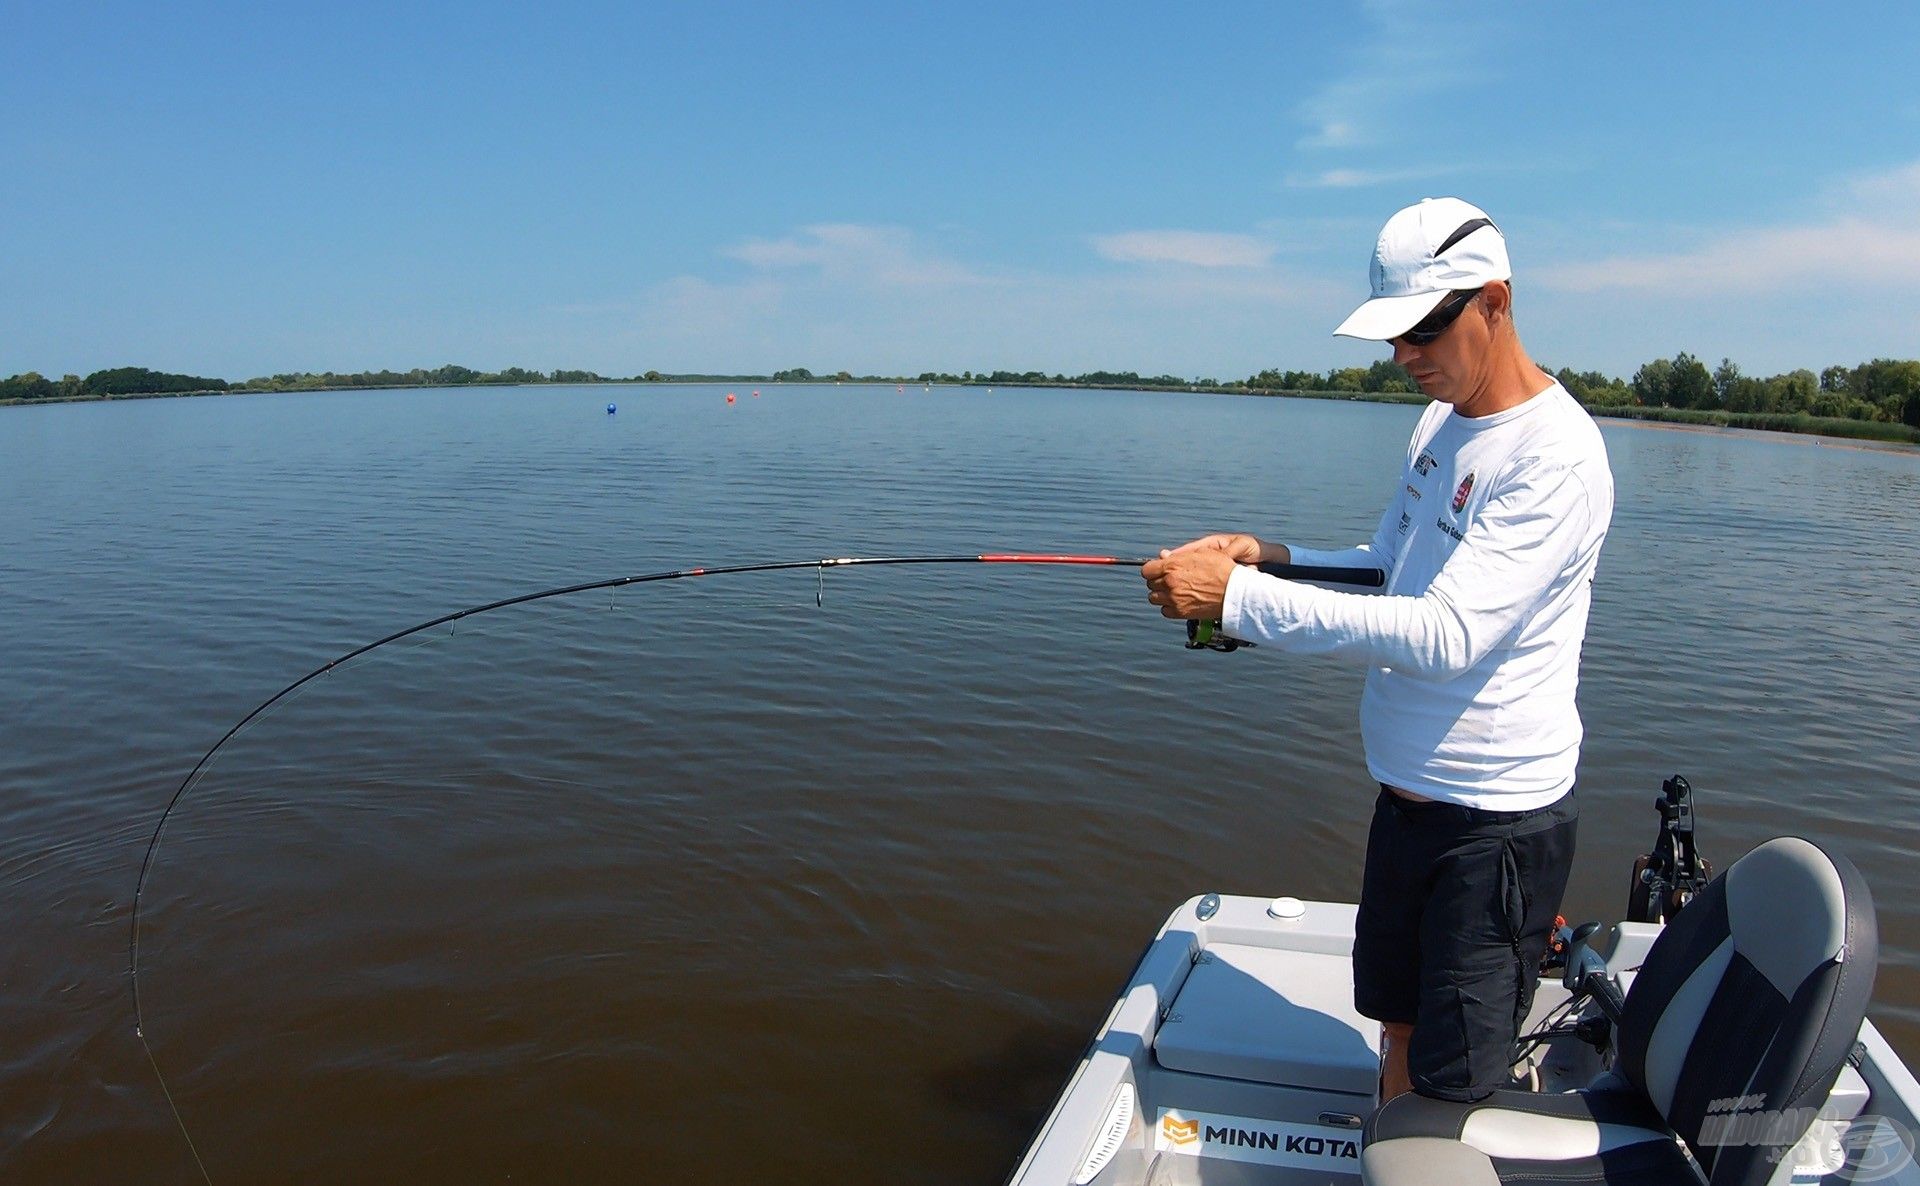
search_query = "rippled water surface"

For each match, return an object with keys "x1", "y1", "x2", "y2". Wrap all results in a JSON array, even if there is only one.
[{"x1": 3, "y1": 384, "x2": 1917, "y2": 1182}]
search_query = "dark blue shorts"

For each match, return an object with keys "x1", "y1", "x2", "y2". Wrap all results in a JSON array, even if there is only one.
[{"x1": 1353, "y1": 785, "x2": 1578, "y2": 1101}]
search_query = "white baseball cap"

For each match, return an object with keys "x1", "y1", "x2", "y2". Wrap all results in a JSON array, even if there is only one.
[{"x1": 1333, "y1": 197, "x2": 1511, "y2": 340}]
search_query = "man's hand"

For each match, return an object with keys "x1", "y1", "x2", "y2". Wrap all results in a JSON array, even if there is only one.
[
  {"x1": 1164, "y1": 532, "x2": 1267, "y2": 565},
  {"x1": 1142, "y1": 545, "x2": 1241, "y2": 620}
]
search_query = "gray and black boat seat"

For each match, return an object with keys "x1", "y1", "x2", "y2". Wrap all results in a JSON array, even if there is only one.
[{"x1": 1361, "y1": 836, "x2": 1878, "y2": 1186}]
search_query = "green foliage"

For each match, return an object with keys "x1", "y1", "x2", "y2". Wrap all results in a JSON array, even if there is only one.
[
  {"x1": 1245, "y1": 368, "x2": 1325, "y2": 391},
  {"x1": 1326, "y1": 367, "x2": 1368, "y2": 392},
  {"x1": 1669, "y1": 353, "x2": 1716, "y2": 409},
  {"x1": 1628, "y1": 353, "x2": 1716, "y2": 409},
  {"x1": 1630, "y1": 357, "x2": 1672, "y2": 406},
  {"x1": 232, "y1": 365, "x2": 628, "y2": 392},
  {"x1": 1076, "y1": 370, "x2": 1146, "y2": 386},
  {"x1": 1852, "y1": 359, "x2": 1920, "y2": 426},
  {"x1": 82, "y1": 367, "x2": 229, "y2": 396},
  {"x1": 1593, "y1": 404, "x2": 1920, "y2": 444},
  {"x1": 1718, "y1": 357, "x2": 1771, "y2": 412},
  {"x1": 1251, "y1": 361, "x2": 1416, "y2": 394},
  {"x1": 0, "y1": 371, "x2": 56, "y2": 400},
  {"x1": 1554, "y1": 367, "x2": 1633, "y2": 406},
  {"x1": 1769, "y1": 369, "x2": 1818, "y2": 414},
  {"x1": 1363, "y1": 360, "x2": 1415, "y2": 393},
  {"x1": 981, "y1": 370, "x2": 1056, "y2": 384},
  {"x1": 0, "y1": 365, "x2": 226, "y2": 399}
]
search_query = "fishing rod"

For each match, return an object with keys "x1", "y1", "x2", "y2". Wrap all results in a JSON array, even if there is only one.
[{"x1": 126, "y1": 549, "x2": 1383, "y2": 1182}]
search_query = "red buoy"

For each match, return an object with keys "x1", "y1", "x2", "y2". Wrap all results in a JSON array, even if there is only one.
[{"x1": 726, "y1": 393, "x2": 736, "y2": 404}]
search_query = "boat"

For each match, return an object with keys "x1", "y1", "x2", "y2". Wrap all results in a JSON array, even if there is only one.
[{"x1": 1009, "y1": 777, "x2": 1918, "y2": 1185}]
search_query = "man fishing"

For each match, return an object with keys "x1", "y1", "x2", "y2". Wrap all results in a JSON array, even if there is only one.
[{"x1": 1142, "y1": 197, "x2": 1614, "y2": 1106}]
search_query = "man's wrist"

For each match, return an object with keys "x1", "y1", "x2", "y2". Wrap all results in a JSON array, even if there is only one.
[{"x1": 1257, "y1": 540, "x2": 1292, "y2": 565}]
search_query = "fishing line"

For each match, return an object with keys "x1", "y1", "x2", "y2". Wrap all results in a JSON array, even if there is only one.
[{"x1": 125, "y1": 550, "x2": 1381, "y2": 1179}]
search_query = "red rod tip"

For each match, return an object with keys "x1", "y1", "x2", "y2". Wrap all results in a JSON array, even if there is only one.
[{"x1": 977, "y1": 554, "x2": 1123, "y2": 565}]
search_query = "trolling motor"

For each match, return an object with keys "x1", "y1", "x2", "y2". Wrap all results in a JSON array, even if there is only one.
[
  {"x1": 1626, "y1": 774, "x2": 1713, "y2": 924},
  {"x1": 1523, "y1": 775, "x2": 1718, "y2": 1063}
]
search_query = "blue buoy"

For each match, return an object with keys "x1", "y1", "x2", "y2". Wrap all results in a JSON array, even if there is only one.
[{"x1": 606, "y1": 403, "x2": 617, "y2": 414}]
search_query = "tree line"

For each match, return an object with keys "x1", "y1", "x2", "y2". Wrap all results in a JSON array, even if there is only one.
[
  {"x1": 0, "y1": 365, "x2": 658, "y2": 401},
  {"x1": 6, "y1": 356, "x2": 1918, "y2": 432},
  {"x1": 0, "y1": 366, "x2": 234, "y2": 399},
  {"x1": 911, "y1": 368, "x2": 1205, "y2": 388},
  {"x1": 1241, "y1": 355, "x2": 1920, "y2": 428}
]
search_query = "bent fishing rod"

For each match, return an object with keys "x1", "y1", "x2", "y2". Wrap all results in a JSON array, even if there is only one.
[{"x1": 126, "y1": 550, "x2": 1382, "y2": 1182}]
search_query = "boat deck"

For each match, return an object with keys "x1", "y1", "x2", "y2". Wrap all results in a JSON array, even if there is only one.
[{"x1": 1010, "y1": 894, "x2": 1913, "y2": 1186}]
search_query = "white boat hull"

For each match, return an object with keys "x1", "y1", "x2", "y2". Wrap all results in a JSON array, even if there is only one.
[{"x1": 1009, "y1": 894, "x2": 1920, "y2": 1186}]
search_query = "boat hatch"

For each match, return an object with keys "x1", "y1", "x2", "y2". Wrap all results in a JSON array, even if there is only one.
[{"x1": 1153, "y1": 944, "x2": 1382, "y2": 1097}]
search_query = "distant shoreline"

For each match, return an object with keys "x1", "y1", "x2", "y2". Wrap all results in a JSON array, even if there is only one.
[
  {"x1": 1584, "y1": 410, "x2": 1920, "y2": 455},
  {"x1": 6, "y1": 379, "x2": 1918, "y2": 449}
]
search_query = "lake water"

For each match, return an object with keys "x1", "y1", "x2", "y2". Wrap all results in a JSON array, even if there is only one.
[{"x1": 3, "y1": 383, "x2": 1917, "y2": 1183}]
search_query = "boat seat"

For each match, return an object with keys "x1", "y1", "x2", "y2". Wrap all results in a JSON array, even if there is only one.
[
  {"x1": 1362, "y1": 836, "x2": 1877, "y2": 1186},
  {"x1": 1363, "y1": 1087, "x2": 1699, "y2": 1184}
]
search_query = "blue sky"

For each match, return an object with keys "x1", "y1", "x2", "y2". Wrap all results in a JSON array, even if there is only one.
[{"x1": 6, "y1": 1, "x2": 1918, "y2": 380}]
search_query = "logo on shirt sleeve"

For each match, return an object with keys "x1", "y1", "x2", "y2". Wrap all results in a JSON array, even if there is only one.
[
  {"x1": 1450, "y1": 471, "x2": 1475, "y2": 514},
  {"x1": 1414, "y1": 452, "x2": 1437, "y2": 476}
]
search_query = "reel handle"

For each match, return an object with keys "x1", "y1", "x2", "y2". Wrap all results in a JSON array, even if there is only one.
[{"x1": 1185, "y1": 619, "x2": 1251, "y2": 652}]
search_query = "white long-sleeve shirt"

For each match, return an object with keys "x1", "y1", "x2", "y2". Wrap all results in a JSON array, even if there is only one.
[{"x1": 1221, "y1": 382, "x2": 1613, "y2": 810}]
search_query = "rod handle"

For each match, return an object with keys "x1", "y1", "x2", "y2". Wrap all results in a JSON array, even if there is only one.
[{"x1": 1253, "y1": 562, "x2": 1386, "y2": 588}]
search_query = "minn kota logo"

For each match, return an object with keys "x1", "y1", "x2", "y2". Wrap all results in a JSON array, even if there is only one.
[{"x1": 1162, "y1": 1115, "x2": 1200, "y2": 1146}]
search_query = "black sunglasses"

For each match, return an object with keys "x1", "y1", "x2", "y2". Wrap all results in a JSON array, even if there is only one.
[{"x1": 1396, "y1": 287, "x2": 1483, "y2": 346}]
